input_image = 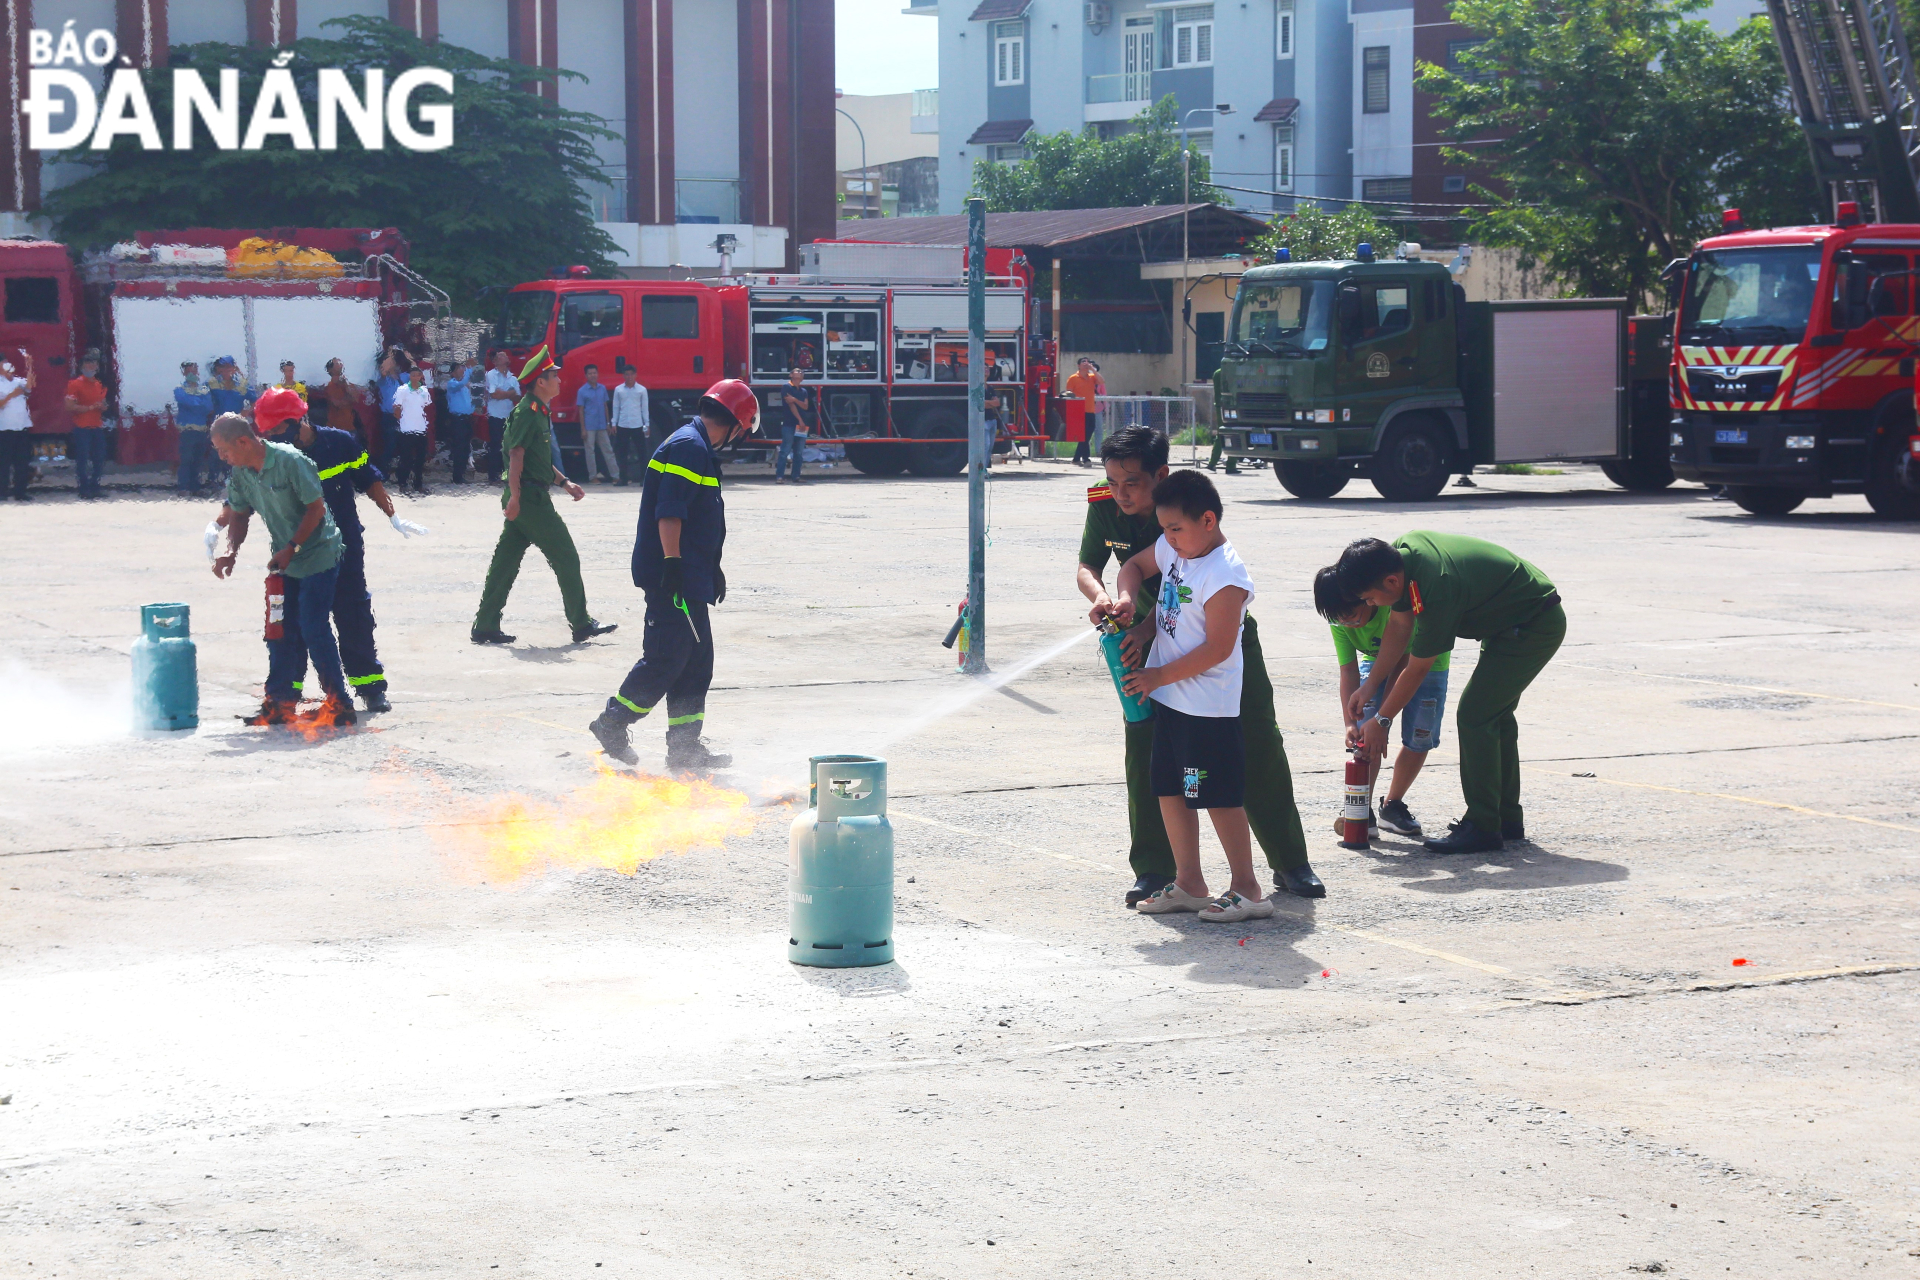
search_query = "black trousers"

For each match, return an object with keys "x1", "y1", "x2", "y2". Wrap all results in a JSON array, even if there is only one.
[
  {"x1": 441, "y1": 412, "x2": 473, "y2": 481},
  {"x1": 606, "y1": 591, "x2": 715, "y2": 750},
  {"x1": 393, "y1": 432, "x2": 428, "y2": 489},
  {"x1": 481, "y1": 415, "x2": 506, "y2": 482},
  {"x1": 614, "y1": 426, "x2": 649, "y2": 482},
  {"x1": 294, "y1": 533, "x2": 385, "y2": 697},
  {"x1": 0, "y1": 430, "x2": 30, "y2": 497}
]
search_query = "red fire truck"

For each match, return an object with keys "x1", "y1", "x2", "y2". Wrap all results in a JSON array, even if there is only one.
[
  {"x1": 1667, "y1": 205, "x2": 1920, "y2": 518},
  {"x1": 489, "y1": 241, "x2": 1053, "y2": 477}
]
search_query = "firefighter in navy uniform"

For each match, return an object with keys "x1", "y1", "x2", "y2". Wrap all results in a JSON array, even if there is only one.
[
  {"x1": 589, "y1": 379, "x2": 758, "y2": 773},
  {"x1": 255, "y1": 387, "x2": 409, "y2": 715}
]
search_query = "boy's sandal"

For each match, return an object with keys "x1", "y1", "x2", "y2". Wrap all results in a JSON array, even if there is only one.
[
  {"x1": 1197, "y1": 891, "x2": 1275, "y2": 923},
  {"x1": 1134, "y1": 883, "x2": 1213, "y2": 914}
]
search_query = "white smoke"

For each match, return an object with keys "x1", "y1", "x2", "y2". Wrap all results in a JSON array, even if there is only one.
[{"x1": 0, "y1": 659, "x2": 132, "y2": 754}]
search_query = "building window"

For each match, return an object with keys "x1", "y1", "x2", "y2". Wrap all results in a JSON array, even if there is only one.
[
  {"x1": 1446, "y1": 38, "x2": 1489, "y2": 82},
  {"x1": 1363, "y1": 46, "x2": 1390, "y2": 114},
  {"x1": 988, "y1": 143, "x2": 1029, "y2": 163},
  {"x1": 1442, "y1": 175, "x2": 1466, "y2": 194},
  {"x1": 1362, "y1": 177, "x2": 1411, "y2": 205},
  {"x1": 1169, "y1": 5, "x2": 1213, "y2": 68},
  {"x1": 1275, "y1": 0, "x2": 1293, "y2": 59},
  {"x1": 994, "y1": 20, "x2": 1025, "y2": 86},
  {"x1": 1273, "y1": 125, "x2": 1294, "y2": 193}
]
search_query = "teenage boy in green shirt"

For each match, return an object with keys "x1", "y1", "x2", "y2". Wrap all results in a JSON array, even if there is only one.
[
  {"x1": 1336, "y1": 532, "x2": 1563, "y2": 854},
  {"x1": 1078, "y1": 425, "x2": 1322, "y2": 904},
  {"x1": 1312, "y1": 565, "x2": 1451, "y2": 838}
]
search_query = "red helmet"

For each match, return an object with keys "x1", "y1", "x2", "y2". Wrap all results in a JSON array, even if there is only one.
[
  {"x1": 253, "y1": 386, "x2": 308, "y2": 435},
  {"x1": 700, "y1": 378, "x2": 759, "y2": 434}
]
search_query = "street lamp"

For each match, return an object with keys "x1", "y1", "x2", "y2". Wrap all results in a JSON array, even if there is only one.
[
  {"x1": 836, "y1": 105, "x2": 872, "y2": 219},
  {"x1": 1180, "y1": 103, "x2": 1232, "y2": 389}
]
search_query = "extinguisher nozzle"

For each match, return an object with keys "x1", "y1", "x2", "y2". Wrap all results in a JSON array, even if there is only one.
[{"x1": 941, "y1": 613, "x2": 965, "y2": 650}]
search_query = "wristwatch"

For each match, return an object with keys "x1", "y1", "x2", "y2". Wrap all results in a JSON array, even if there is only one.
[
  {"x1": 291, "y1": 542, "x2": 304, "y2": 557},
  {"x1": 1374, "y1": 714, "x2": 1391, "y2": 728}
]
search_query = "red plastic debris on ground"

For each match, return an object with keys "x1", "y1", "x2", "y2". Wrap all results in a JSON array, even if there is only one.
[{"x1": 1732, "y1": 958, "x2": 1749, "y2": 967}]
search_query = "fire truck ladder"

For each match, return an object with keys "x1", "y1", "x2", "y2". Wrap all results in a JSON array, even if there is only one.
[
  {"x1": 364, "y1": 252, "x2": 455, "y2": 366},
  {"x1": 1768, "y1": 0, "x2": 1920, "y2": 221}
]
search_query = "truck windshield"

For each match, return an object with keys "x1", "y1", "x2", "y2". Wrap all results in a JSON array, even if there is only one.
[
  {"x1": 498, "y1": 289, "x2": 557, "y2": 348},
  {"x1": 1231, "y1": 280, "x2": 1332, "y2": 354},
  {"x1": 1680, "y1": 246, "x2": 1821, "y2": 342}
]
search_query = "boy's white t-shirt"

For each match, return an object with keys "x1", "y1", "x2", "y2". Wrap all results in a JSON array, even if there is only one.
[{"x1": 1145, "y1": 535, "x2": 1255, "y2": 717}]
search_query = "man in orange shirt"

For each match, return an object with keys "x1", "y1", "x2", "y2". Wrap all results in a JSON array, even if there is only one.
[
  {"x1": 1065, "y1": 357, "x2": 1104, "y2": 468},
  {"x1": 66, "y1": 349, "x2": 110, "y2": 499}
]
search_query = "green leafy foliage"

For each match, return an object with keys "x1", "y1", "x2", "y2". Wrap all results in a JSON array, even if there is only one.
[
  {"x1": 969, "y1": 97, "x2": 1227, "y2": 211},
  {"x1": 41, "y1": 17, "x2": 619, "y2": 313},
  {"x1": 1417, "y1": 0, "x2": 1820, "y2": 301},
  {"x1": 1248, "y1": 202, "x2": 1401, "y2": 263}
]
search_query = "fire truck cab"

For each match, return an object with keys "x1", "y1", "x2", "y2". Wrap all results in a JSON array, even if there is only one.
[{"x1": 1668, "y1": 209, "x2": 1920, "y2": 518}]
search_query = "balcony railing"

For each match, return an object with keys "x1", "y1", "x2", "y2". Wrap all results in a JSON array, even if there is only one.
[
  {"x1": 1086, "y1": 72, "x2": 1153, "y2": 105},
  {"x1": 912, "y1": 88, "x2": 939, "y2": 118}
]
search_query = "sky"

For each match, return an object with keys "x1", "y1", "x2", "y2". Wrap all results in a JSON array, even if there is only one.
[{"x1": 836, "y1": 0, "x2": 940, "y2": 97}]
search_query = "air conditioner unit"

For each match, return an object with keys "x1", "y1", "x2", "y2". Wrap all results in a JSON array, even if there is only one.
[{"x1": 1085, "y1": 3, "x2": 1112, "y2": 32}]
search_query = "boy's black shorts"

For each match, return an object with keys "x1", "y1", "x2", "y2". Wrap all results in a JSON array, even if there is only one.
[{"x1": 1149, "y1": 702, "x2": 1246, "y2": 809}]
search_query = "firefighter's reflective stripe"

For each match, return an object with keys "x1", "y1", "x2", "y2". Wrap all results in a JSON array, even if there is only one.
[
  {"x1": 648, "y1": 458, "x2": 720, "y2": 487},
  {"x1": 666, "y1": 711, "x2": 705, "y2": 726},
  {"x1": 347, "y1": 672, "x2": 384, "y2": 686},
  {"x1": 317, "y1": 451, "x2": 369, "y2": 481},
  {"x1": 615, "y1": 694, "x2": 652, "y2": 716}
]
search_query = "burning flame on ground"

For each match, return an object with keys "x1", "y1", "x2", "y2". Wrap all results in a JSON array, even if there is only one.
[{"x1": 438, "y1": 765, "x2": 760, "y2": 882}]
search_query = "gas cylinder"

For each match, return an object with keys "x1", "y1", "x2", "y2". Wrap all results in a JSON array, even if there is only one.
[
  {"x1": 131, "y1": 603, "x2": 199, "y2": 731},
  {"x1": 1095, "y1": 616, "x2": 1154, "y2": 722},
  {"x1": 263, "y1": 572, "x2": 286, "y2": 640},
  {"x1": 789, "y1": 754, "x2": 893, "y2": 968}
]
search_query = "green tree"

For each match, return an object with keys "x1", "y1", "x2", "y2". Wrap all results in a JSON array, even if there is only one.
[
  {"x1": 42, "y1": 17, "x2": 618, "y2": 312},
  {"x1": 969, "y1": 96, "x2": 1226, "y2": 211},
  {"x1": 1418, "y1": 0, "x2": 1819, "y2": 301},
  {"x1": 1248, "y1": 201, "x2": 1401, "y2": 263}
]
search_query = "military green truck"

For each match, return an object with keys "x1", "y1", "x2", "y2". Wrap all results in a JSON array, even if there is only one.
[{"x1": 1211, "y1": 251, "x2": 1676, "y2": 500}]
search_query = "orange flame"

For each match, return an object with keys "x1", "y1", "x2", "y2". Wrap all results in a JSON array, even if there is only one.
[{"x1": 439, "y1": 764, "x2": 758, "y2": 882}]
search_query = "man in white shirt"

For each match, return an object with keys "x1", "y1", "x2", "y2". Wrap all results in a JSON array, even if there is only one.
[
  {"x1": 390, "y1": 366, "x2": 434, "y2": 495},
  {"x1": 0, "y1": 351, "x2": 36, "y2": 501},
  {"x1": 610, "y1": 366, "x2": 650, "y2": 486},
  {"x1": 483, "y1": 350, "x2": 519, "y2": 485}
]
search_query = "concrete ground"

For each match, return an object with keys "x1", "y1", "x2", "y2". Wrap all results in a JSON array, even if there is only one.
[{"x1": 3, "y1": 455, "x2": 1917, "y2": 1279}]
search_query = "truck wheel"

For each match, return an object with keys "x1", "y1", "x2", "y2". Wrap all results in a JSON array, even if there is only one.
[
  {"x1": 1369, "y1": 418, "x2": 1452, "y2": 502},
  {"x1": 845, "y1": 442, "x2": 908, "y2": 475},
  {"x1": 1728, "y1": 485, "x2": 1806, "y2": 517},
  {"x1": 1600, "y1": 453, "x2": 1675, "y2": 492},
  {"x1": 1864, "y1": 436, "x2": 1920, "y2": 519},
  {"x1": 1276, "y1": 461, "x2": 1350, "y2": 500},
  {"x1": 905, "y1": 407, "x2": 969, "y2": 476}
]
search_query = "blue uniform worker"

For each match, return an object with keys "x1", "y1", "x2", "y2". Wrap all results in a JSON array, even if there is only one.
[{"x1": 590, "y1": 380, "x2": 760, "y2": 773}]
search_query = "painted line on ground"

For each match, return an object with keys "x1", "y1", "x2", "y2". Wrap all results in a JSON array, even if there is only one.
[
  {"x1": 1552, "y1": 661, "x2": 1920, "y2": 713},
  {"x1": 1525, "y1": 766, "x2": 1920, "y2": 835}
]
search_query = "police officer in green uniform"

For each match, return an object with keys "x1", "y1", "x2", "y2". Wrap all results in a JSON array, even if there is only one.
[
  {"x1": 472, "y1": 346, "x2": 618, "y2": 647},
  {"x1": 1078, "y1": 425, "x2": 1323, "y2": 904},
  {"x1": 1337, "y1": 532, "x2": 1565, "y2": 854}
]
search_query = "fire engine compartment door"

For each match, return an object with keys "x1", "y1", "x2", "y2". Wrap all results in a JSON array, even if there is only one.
[
  {"x1": 1488, "y1": 302, "x2": 1624, "y2": 462},
  {"x1": 891, "y1": 291, "x2": 1024, "y2": 334},
  {"x1": 110, "y1": 295, "x2": 378, "y2": 416}
]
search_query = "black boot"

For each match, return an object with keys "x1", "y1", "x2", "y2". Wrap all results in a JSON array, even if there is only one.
[
  {"x1": 572, "y1": 619, "x2": 618, "y2": 643},
  {"x1": 1275, "y1": 862, "x2": 1326, "y2": 899},
  {"x1": 1126, "y1": 873, "x2": 1173, "y2": 908},
  {"x1": 359, "y1": 687, "x2": 391, "y2": 714},
  {"x1": 1423, "y1": 818, "x2": 1503, "y2": 855},
  {"x1": 589, "y1": 709, "x2": 639, "y2": 765},
  {"x1": 470, "y1": 629, "x2": 515, "y2": 645},
  {"x1": 665, "y1": 738, "x2": 732, "y2": 773}
]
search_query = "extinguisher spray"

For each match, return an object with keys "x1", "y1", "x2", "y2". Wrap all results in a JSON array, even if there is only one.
[
  {"x1": 264, "y1": 573, "x2": 286, "y2": 641},
  {"x1": 1095, "y1": 615, "x2": 1154, "y2": 722},
  {"x1": 1338, "y1": 743, "x2": 1371, "y2": 850}
]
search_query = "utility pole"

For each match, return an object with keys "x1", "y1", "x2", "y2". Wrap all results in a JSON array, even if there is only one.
[{"x1": 964, "y1": 198, "x2": 988, "y2": 675}]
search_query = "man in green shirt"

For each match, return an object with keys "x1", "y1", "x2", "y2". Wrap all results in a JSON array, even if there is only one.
[
  {"x1": 208, "y1": 412, "x2": 355, "y2": 728},
  {"x1": 1337, "y1": 532, "x2": 1564, "y2": 854},
  {"x1": 472, "y1": 346, "x2": 617, "y2": 647},
  {"x1": 1078, "y1": 425, "x2": 1322, "y2": 904}
]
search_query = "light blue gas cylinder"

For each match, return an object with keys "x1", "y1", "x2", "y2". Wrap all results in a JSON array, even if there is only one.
[
  {"x1": 131, "y1": 603, "x2": 198, "y2": 731},
  {"x1": 789, "y1": 754, "x2": 893, "y2": 968},
  {"x1": 1096, "y1": 617, "x2": 1154, "y2": 722}
]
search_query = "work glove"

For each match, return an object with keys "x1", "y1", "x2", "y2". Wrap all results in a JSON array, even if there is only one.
[
  {"x1": 661, "y1": 556, "x2": 685, "y2": 601},
  {"x1": 713, "y1": 565, "x2": 727, "y2": 606},
  {"x1": 203, "y1": 521, "x2": 221, "y2": 561},
  {"x1": 390, "y1": 514, "x2": 430, "y2": 538}
]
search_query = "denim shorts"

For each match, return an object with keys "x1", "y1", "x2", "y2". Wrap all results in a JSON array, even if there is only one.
[{"x1": 1357, "y1": 657, "x2": 1449, "y2": 752}]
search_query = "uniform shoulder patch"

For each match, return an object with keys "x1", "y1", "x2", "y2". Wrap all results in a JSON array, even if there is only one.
[
  {"x1": 1086, "y1": 484, "x2": 1112, "y2": 503},
  {"x1": 1408, "y1": 581, "x2": 1424, "y2": 614}
]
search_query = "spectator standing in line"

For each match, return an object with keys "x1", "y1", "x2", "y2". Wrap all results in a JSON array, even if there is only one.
[
  {"x1": 483, "y1": 350, "x2": 518, "y2": 485},
  {"x1": 65, "y1": 349, "x2": 110, "y2": 499},
  {"x1": 174, "y1": 361, "x2": 214, "y2": 493},
  {"x1": 0, "y1": 351, "x2": 34, "y2": 501},
  {"x1": 375, "y1": 349, "x2": 406, "y2": 475},
  {"x1": 321, "y1": 358, "x2": 359, "y2": 437},
  {"x1": 610, "y1": 364, "x2": 649, "y2": 486},
  {"x1": 1067, "y1": 357, "x2": 1104, "y2": 468},
  {"x1": 390, "y1": 365, "x2": 434, "y2": 495},
  {"x1": 207, "y1": 356, "x2": 247, "y2": 486},
  {"x1": 441, "y1": 356, "x2": 476, "y2": 484},
  {"x1": 273, "y1": 359, "x2": 306, "y2": 397},
  {"x1": 577, "y1": 362, "x2": 616, "y2": 483},
  {"x1": 775, "y1": 365, "x2": 814, "y2": 484}
]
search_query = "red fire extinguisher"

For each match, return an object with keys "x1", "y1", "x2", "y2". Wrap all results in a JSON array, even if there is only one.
[
  {"x1": 264, "y1": 573, "x2": 286, "y2": 640},
  {"x1": 1338, "y1": 743, "x2": 1371, "y2": 850}
]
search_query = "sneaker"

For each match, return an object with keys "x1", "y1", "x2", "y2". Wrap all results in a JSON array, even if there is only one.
[
  {"x1": 1133, "y1": 883, "x2": 1213, "y2": 914},
  {"x1": 588, "y1": 711, "x2": 638, "y2": 765},
  {"x1": 1377, "y1": 799, "x2": 1422, "y2": 837},
  {"x1": 1333, "y1": 811, "x2": 1380, "y2": 839},
  {"x1": 1197, "y1": 891, "x2": 1274, "y2": 923}
]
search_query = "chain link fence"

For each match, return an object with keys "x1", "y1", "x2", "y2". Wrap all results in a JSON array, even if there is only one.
[{"x1": 1093, "y1": 395, "x2": 1203, "y2": 464}]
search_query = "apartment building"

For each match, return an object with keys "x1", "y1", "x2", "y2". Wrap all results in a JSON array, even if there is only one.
[
  {"x1": 0, "y1": 0, "x2": 835, "y2": 273},
  {"x1": 921, "y1": 0, "x2": 1773, "y2": 219}
]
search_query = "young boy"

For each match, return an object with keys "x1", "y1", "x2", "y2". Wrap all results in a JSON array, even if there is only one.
[
  {"x1": 1312, "y1": 565, "x2": 1451, "y2": 838},
  {"x1": 1114, "y1": 469, "x2": 1269, "y2": 922}
]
